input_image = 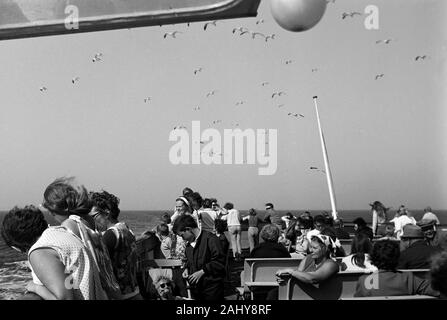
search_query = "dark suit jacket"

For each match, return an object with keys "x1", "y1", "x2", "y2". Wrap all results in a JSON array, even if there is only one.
[
  {"x1": 185, "y1": 230, "x2": 226, "y2": 300},
  {"x1": 398, "y1": 240, "x2": 440, "y2": 269},
  {"x1": 249, "y1": 242, "x2": 291, "y2": 258}
]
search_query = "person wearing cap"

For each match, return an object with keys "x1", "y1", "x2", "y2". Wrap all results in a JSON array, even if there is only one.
[
  {"x1": 421, "y1": 207, "x2": 440, "y2": 226},
  {"x1": 397, "y1": 224, "x2": 441, "y2": 269},
  {"x1": 417, "y1": 219, "x2": 446, "y2": 247}
]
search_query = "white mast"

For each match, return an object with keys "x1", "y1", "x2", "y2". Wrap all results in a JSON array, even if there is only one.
[{"x1": 313, "y1": 96, "x2": 338, "y2": 220}]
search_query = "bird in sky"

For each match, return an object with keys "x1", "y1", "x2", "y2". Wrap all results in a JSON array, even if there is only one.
[
  {"x1": 256, "y1": 18, "x2": 264, "y2": 25},
  {"x1": 239, "y1": 30, "x2": 251, "y2": 36},
  {"x1": 163, "y1": 31, "x2": 182, "y2": 38},
  {"x1": 212, "y1": 120, "x2": 222, "y2": 125},
  {"x1": 144, "y1": 97, "x2": 151, "y2": 103},
  {"x1": 264, "y1": 34, "x2": 276, "y2": 42},
  {"x1": 375, "y1": 74, "x2": 384, "y2": 80},
  {"x1": 39, "y1": 86, "x2": 47, "y2": 92},
  {"x1": 376, "y1": 39, "x2": 393, "y2": 44},
  {"x1": 232, "y1": 26, "x2": 249, "y2": 35},
  {"x1": 277, "y1": 104, "x2": 284, "y2": 108},
  {"x1": 342, "y1": 12, "x2": 362, "y2": 19},
  {"x1": 251, "y1": 32, "x2": 266, "y2": 40},
  {"x1": 415, "y1": 55, "x2": 428, "y2": 61},
  {"x1": 193, "y1": 106, "x2": 200, "y2": 111},
  {"x1": 261, "y1": 81, "x2": 269, "y2": 86},
  {"x1": 311, "y1": 68, "x2": 318, "y2": 72},
  {"x1": 92, "y1": 53, "x2": 103, "y2": 62},
  {"x1": 203, "y1": 21, "x2": 217, "y2": 31},
  {"x1": 310, "y1": 166, "x2": 326, "y2": 173},
  {"x1": 71, "y1": 77, "x2": 80, "y2": 84},
  {"x1": 272, "y1": 91, "x2": 286, "y2": 98},
  {"x1": 173, "y1": 125, "x2": 187, "y2": 130},
  {"x1": 285, "y1": 60, "x2": 293, "y2": 65},
  {"x1": 206, "y1": 90, "x2": 216, "y2": 97},
  {"x1": 235, "y1": 101, "x2": 245, "y2": 106},
  {"x1": 193, "y1": 67, "x2": 203, "y2": 75}
]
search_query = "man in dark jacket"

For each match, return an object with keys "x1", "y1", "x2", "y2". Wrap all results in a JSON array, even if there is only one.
[
  {"x1": 353, "y1": 217, "x2": 374, "y2": 241},
  {"x1": 398, "y1": 224, "x2": 440, "y2": 269},
  {"x1": 173, "y1": 214, "x2": 226, "y2": 300}
]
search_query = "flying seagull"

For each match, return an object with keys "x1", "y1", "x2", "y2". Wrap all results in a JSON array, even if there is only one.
[
  {"x1": 375, "y1": 74, "x2": 384, "y2": 80},
  {"x1": 310, "y1": 166, "x2": 326, "y2": 173},
  {"x1": 265, "y1": 34, "x2": 276, "y2": 42},
  {"x1": 193, "y1": 67, "x2": 203, "y2": 75},
  {"x1": 415, "y1": 55, "x2": 428, "y2": 61},
  {"x1": 92, "y1": 53, "x2": 103, "y2": 62},
  {"x1": 235, "y1": 100, "x2": 245, "y2": 106},
  {"x1": 39, "y1": 86, "x2": 47, "y2": 92},
  {"x1": 285, "y1": 60, "x2": 293, "y2": 65},
  {"x1": 256, "y1": 18, "x2": 265, "y2": 25},
  {"x1": 376, "y1": 39, "x2": 393, "y2": 44},
  {"x1": 232, "y1": 26, "x2": 249, "y2": 35},
  {"x1": 206, "y1": 90, "x2": 217, "y2": 97},
  {"x1": 272, "y1": 91, "x2": 286, "y2": 98},
  {"x1": 251, "y1": 32, "x2": 266, "y2": 40},
  {"x1": 163, "y1": 31, "x2": 182, "y2": 38},
  {"x1": 261, "y1": 81, "x2": 269, "y2": 86},
  {"x1": 204, "y1": 21, "x2": 217, "y2": 31},
  {"x1": 342, "y1": 12, "x2": 362, "y2": 19},
  {"x1": 71, "y1": 77, "x2": 80, "y2": 84},
  {"x1": 312, "y1": 68, "x2": 318, "y2": 72},
  {"x1": 193, "y1": 106, "x2": 200, "y2": 111}
]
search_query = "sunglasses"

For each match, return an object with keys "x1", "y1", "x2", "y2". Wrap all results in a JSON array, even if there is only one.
[{"x1": 158, "y1": 283, "x2": 172, "y2": 289}]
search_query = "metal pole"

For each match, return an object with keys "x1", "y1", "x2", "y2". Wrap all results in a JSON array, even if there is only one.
[{"x1": 313, "y1": 96, "x2": 338, "y2": 220}]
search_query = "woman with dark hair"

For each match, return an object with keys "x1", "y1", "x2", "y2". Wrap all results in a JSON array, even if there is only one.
[
  {"x1": 242, "y1": 208, "x2": 260, "y2": 253},
  {"x1": 89, "y1": 190, "x2": 142, "y2": 300},
  {"x1": 370, "y1": 201, "x2": 389, "y2": 237},
  {"x1": 221, "y1": 202, "x2": 242, "y2": 261},
  {"x1": 353, "y1": 217, "x2": 374, "y2": 240},
  {"x1": 340, "y1": 233, "x2": 377, "y2": 271},
  {"x1": 276, "y1": 234, "x2": 339, "y2": 285},
  {"x1": 354, "y1": 240, "x2": 439, "y2": 297},
  {"x1": 40, "y1": 177, "x2": 121, "y2": 299},
  {"x1": 1, "y1": 204, "x2": 107, "y2": 300}
]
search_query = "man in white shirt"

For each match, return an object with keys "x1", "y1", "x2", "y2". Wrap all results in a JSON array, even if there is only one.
[
  {"x1": 421, "y1": 207, "x2": 441, "y2": 225},
  {"x1": 391, "y1": 209, "x2": 416, "y2": 240}
]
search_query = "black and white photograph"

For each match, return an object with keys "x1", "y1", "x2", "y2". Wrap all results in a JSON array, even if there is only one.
[{"x1": 0, "y1": 0, "x2": 446, "y2": 308}]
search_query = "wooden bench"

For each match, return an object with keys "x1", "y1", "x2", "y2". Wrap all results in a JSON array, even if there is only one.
[
  {"x1": 240, "y1": 258, "x2": 302, "y2": 299},
  {"x1": 278, "y1": 269, "x2": 430, "y2": 300}
]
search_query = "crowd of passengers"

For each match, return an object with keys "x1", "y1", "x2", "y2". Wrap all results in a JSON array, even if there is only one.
[{"x1": 1, "y1": 179, "x2": 446, "y2": 300}]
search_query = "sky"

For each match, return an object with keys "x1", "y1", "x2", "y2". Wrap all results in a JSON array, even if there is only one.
[{"x1": 0, "y1": 0, "x2": 446, "y2": 211}]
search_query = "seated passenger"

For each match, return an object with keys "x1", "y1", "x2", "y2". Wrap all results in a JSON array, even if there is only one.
[
  {"x1": 155, "y1": 223, "x2": 173, "y2": 259},
  {"x1": 276, "y1": 234, "x2": 339, "y2": 285},
  {"x1": 340, "y1": 233, "x2": 377, "y2": 272},
  {"x1": 353, "y1": 217, "x2": 374, "y2": 241},
  {"x1": 153, "y1": 275, "x2": 191, "y2": 300},
  {"x1": 354, "y1": 240, "x2": 439, "y2": 297},
  {"x1": 430, "y1": 251, "x2": 447, "y2": 299},
  {"x1": 397, "y1": 224, "x2": 440, "y2": 269},
  {"x1": 249, "y1": 224, "x2": 291, "y2": 259}
]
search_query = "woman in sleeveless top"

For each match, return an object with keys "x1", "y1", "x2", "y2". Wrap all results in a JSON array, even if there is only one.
[
  {"x1": 90, "y1": 190, "x2": 142, "y2": 300},
  {"x1": 276, "y1": 234, "x2": 339, "y2": 285},
  {"x1": 370, "y1": 201, "x2": 389, "y2": 237},
  {"x1": 40, "y1": 177, "x2": 122, "y2": 299},
  {"x1": 1, "y1": 205, "x2": 107, "y2": 300}
]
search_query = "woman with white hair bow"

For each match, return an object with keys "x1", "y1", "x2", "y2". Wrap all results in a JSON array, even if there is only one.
[{"x1": 276, "y1": 234, "x2": 339, "y2": 285}]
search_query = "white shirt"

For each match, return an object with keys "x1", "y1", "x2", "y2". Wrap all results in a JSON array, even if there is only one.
[
  {"x1": 391, "y1": 215, "x2": 416, "y2": 239},
  {"x1": 221, "y1": 209, "x2": 241, "y2": 226},
  {"x1": 422, "y1": 212, "x2": 440, "y2": 225}
]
